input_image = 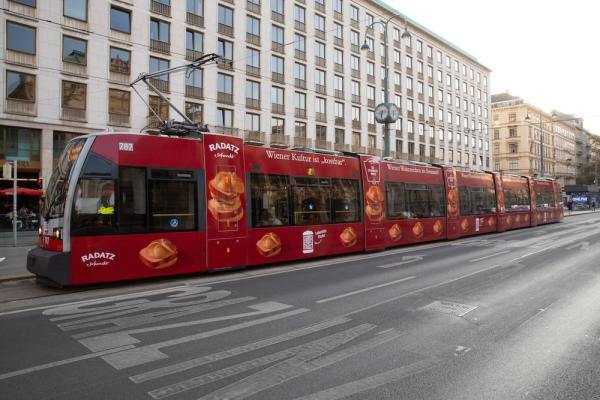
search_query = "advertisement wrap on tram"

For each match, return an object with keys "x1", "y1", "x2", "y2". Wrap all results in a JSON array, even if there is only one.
[{"x1": 28, "y1": 131, "x2": 564, "y2": 287}]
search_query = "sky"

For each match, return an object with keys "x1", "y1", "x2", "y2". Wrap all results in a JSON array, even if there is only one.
[{"x1": 385, "y1": 0, "x2": 600, "y2": 134}]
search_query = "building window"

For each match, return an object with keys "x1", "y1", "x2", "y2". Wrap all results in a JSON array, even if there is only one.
[
  {"x1": 217, "y1": 38, "x2": 233, "y2": 62},
  {"x1": 150, "y1": 18, "x2": 170, "y2": 43},
  {"x1": 271, "y1": 86, "x2": 284, "y2": 106},
  {"x1": 509, "y1": 160, "x2": 518, "y2": 170},
  {"x1": 246, "y1": 80, "x2": 260, "y2": 103},
  {"x1": 13, "y1": 0, "x2": 36, "y2": 6},
  {"x1": 217, "y1": 73, "x2": 233, "y2": 96},
  {"x1": 216, "y1": 107, "x2": 233, "y2": 128},
  {"x1": 110, "y1": 47, "x2": 130, "y2": 74},
  {"x1": 110, "y1": 6, "x2": 131, "y2": 33},
  {"x1": 149, "y1": 95, "x2": 168, "y2": 120},
  {"x1": 350, "y1": 5, "x2": 359, "y2": 21},
  {"x1": 185, "y1": 102, "x2": 203, "y2": 123},
  {"x1": 294, "y1": 5, "x2": 305, "y2": 24},
  {"x1": 245, "y1": 113, "x2": 260, "y2": 132},
  {"x1": 62, "y1": 35, "x2": 87, "y2": 65},
  {"x1": 509, "y1": 143, "x2": 518, "y2": 153},
  {"x1": 272, "y1": 117, "x2": 284, "y2": 135},
  {"x1": 109, "y1": 89, "x2": 130, "y2": 116},
  {"x1": 316, "y1": 125, "x2": 326, "y2": 141},
  {"x1": 62, "y1": 80, "x2": 86, "y2": 110},
  {"x1": 2, "y1": 127, "x2": 40, "y2": 162},
  {"x1": 64, "y1": 0, "x2": 87, "y2": 21},
  {"x1": 247, "y1": 15, "x2": 260, "y2": 37},
  {"x1": 6, "y1": 21, "x2": 36, "y2": 55},
  {"x1": 149, "y1": 57, "x2": 169, "y2": 81},
  {"x1": 6, "y1": 71, "x2": 35, "y2": 102},
  {"x1": 218, "y1": 5, "x2": 233, "y2": 27},
  {"x1": 187, "y1": 0, "x2": 203, "y2": 16}
]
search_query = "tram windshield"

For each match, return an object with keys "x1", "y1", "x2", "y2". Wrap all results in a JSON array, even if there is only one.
[{"x1": 43, "y1": 138, "x2": 86, "y2": 218}]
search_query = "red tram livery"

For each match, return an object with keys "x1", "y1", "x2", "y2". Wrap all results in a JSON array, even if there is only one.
[{"x1": 28, "y1": 132, "x2": 563, "y2": 286}]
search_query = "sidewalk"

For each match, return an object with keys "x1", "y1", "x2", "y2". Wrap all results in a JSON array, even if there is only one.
[{"x1": 0, "y1": 210, "x2": 597, "y2": 284}]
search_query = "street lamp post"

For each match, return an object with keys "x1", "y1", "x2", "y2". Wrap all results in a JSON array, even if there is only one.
[
  {"x1": 526, "y1": 112, "x2": 544, "y2": 177},
  {"x1": 362, "y1": 16, "x2": 410, "y2": 158}
]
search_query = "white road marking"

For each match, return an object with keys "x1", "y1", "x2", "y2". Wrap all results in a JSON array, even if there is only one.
[
  {"x1": 196, "y1": 329, "x2": 402, "y2": 400},
  {"x1": 316, "y1": 276, "x2": 416, "y2": 304},
  {"x1": 290, "y1": 358, "x2": 439, "y2": 400},
  {"x1": 377, "y1": 255, "x2": 424, "y2": 268},
  {"x1": 101, "y1": 308, "x2": 309, "y2": 370},
  {"x1": 511, "y1": 245, "x2": 556, "y2": 261},
  {"x1": 0, "y1": 257, "x2": 5, "y2": 263},
  {"x1": 469, "y1": 250, "x2": 511, "y2": 262},
  {"x1": 130, "y1": 317, "x2": 351, "y2": 384},
  {"x1": 78, "y1": 301, "x2": 295, "y2": 350},
  {"x1": 148, "y1": 324, "x2": 376, "y2": 399},
  {"x1": 0, "y1": 345, "x2": 135, "y2": 381}
]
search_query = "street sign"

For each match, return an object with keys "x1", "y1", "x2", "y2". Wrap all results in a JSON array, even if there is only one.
[{"x1": 2, "y1": 162, "x2": 11, "y2": 179}]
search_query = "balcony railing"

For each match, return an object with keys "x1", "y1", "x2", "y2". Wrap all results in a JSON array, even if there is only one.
[
  {"x1": 271, "y1": 42, "x2": 285, "y2": 54},
  {"x1": 293, "y1": 136, "x2": 313, "y2": 148},
  {"x1": 315, "y1": 140, "x2": 332, "y2": 150},
  {"x1": 186, "y1": 49, "x2": 202, "y2": 61},
  {"x1": 315, "y1": 56, "x2": 326, "y2": 67},
  {"x1": 61, "y1": 107, "x2": 86, "y2": 122},
  {"x1": 246, "y1": 65, "x2": 260, "y2": 77},
  {"x1": 295, "y1": 108, "x2": 307, "y2": 119},
  {"x1": 186, "y1": 12, "x2": 204, "y2": 28},
  {"x1": 150, "y1": 39, "x2": 170, "y2": 55},
  {"x1": 272, "y1": 72, "x2": 285, "y2": 84},
  {"x1": 334, "y1": 143, "x2": 350, "y2": 152},
  {"x1": 146, "y1": 115, "x2": 162, "y2": 130},
  {"x1": 271, "y1": 10, "x2": 284, "y2": 24},
  {"x1": 315, "y1": 2, "x2": 325, "y2": 13},
  {"x1": 315, "y1": 29, "x2": 325, "y2": 40},
  {"x1": 217, "y1": 92, "x2": 233, "y2": 105},
  {"x1": 367, "y1": 147, "x2": 383, "y2": 157},
  {"x1": 351, "y1": 95, "x2": 361, "y2": 104},
  {"x1": 334, "y1": 63, "x2": 344, "y2": 73},
  {"x1": 351, "y1": 44, "x2": 360, "y2": 54},
  {"x1": 334, "y1": 89, "x2": 344, "y2": 100},
  {"x1": 185, "y1": 85, "x2": 203, "y2": 99},
  {"x1": 149, "y1": 78, "x2": 169, "y2": 93},
  {"x1": 294, "y1": 79, "x2": 306, "y2": 89},
  {"x1": 151, "y1": 0, "x2": 171, "y2": 17},
  {"x1": 335, "y1": 117, "x2": 344, "y2": 126},
  {"x1": 7, "y1": 0, "x2": 37, "y2": 17},
  {"x1": 315, "y1": 84, "x2": 326, "y2": 95},
  {"x1": 63, "y1": 62, "x2": 87, "y2": 77},
  {"x1": 333, "y1": 11, "x2": 343, "y2": 22},
  {"x1": 367, "y1": 75, "x2": 375, "y2": 84},
  {"x1": 6, "y1": 50, "x2": 36, "y2": 68},
  {"x1": 247, "y1": 0, "x2": 261, "y2": 14},
  {"x1": 295, "y1": 21, "x2": 305, "y2": 32},
  {"x1": 244, "y1": 130, "x2": 265, "y2": 144},
  {"x1": 352, "y1": 120, "x2": 361, "y2": 129},
  {"x1": 218, "y1": 24, "x2": 234, "y2": 38},
  {"x1": 246, "y1": 97, "x2": 260, "y2": 110},
  {"x1": 351, "y1": 144, "x2": 366, "y2": 153},
  {"x1": 350, "y1": 19, "x2": 359, "y2": 29},
  {"x1": 315, "y1": 112, "x2": 327, "y2": 123},
  {"x1": 108, "y1": 113, "x2": 130, "y2": 127},
  {"x1": 367, "y1": 99, "x2": 375, "y2": 108},
  {"x1": 334, "y1": 37, "x2": 343, "y2": 47},
  {"x1": 271, "y1": 103, "x2": 285, "y2": 115},
  {"x1": 351, "y1": 69, "x2": 360, "y2": 79},
  {"x1": 217, "y1": 58, "x2": 233, "y2": 70},
  {"x1": 109, "y1": 71, "x2": 130, "y2": 85},
  {"x1": 368, "y1": 123, "x2": 376, "y2": 132},
  {"x1": 270, "y1": 134, "x2": 289, "y2": 147},
  {"x1": 294, "y1": 49, "x2": 306, "y2": 60},
  {"x1": 367, "y1": 51, "x2": 375, "y2": 60},
  {"x1": 5, "y1": 99, "x2": 36, "y2": 116},
  {"x1": 246, "y1": 32, "x2": 260, "y2": 46}
]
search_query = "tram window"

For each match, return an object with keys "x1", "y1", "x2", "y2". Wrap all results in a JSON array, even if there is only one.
[
  {"x1": 429, "y1": 185, "x2": 446, "y2": 217},
  {"x1": 119, "y1": 167, "x2": 147, "y2": 233},
  {"x1": 81, "y1": 153, "x2": 116, "y2": 177},
  {"x1": 505, "y1": 188, "x2": 530, "y2": 212},
  {"x1": 250, "y1": 174, "x2": 290, "y2": 227},
  {"x1": 536, "y1": 190, "x2": 554, "y2": 208},
  {"x1": 292, "y1": 177, "x2": 332, "y2": 225},
  {"x1": 406, "y1": 184, "x2": 431, "y2": 218},
  {"x1": 332, "y1": 179, "x2": 360, "y2": 223},
  {"x1": 459, "y1": 186, "x2": 496, "y2": 215},
  {"x1": 71, "y1": 179, "x2": 117, "y2": 235},
  {"x1": 385, "y1": 182, "x2": 407, "y2": 220},
  {"x1": 149, "y1": 179, "x2": 197, "y2": 231}
]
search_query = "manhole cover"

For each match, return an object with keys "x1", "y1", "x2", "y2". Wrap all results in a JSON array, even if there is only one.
[{"x1": 423, "y1": 300, "x2": 477, "y2": 317}]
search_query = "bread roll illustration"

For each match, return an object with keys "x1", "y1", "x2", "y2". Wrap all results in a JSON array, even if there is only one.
[
  {"x1": 256, "y1": 232, "x2": 281, "y2": 257},
  {"x1": 460, "y1": 218, "x2": 470, "y2": 232},
  {"x1": 433, "y1": 220, "x2": 443, "y2": 235},
  {"x1": 388, "y1": 223, "x2": 402, "y2": 241},
  {"x1": 515, "y1": 214, "x2": 521, "y2": 223},
  {"x1": 412, "y1": 222, "x2": 424, "y2": 239},
  {"x1": 139, "y1": 239, "x2": 178, "y2": 269},
  {"x1": 208, "y1": 198, "x2": 244, "y2": 222},
  {"x1": 447, "y1": 189, "x2": 458, "y2": 216},
  {"x1": 506, "y1": 215, "x2": 512, "y2": 225},
  {"x1": 488, "y1": 216, "x2": 496, "y2": 227},
  {"x1": 208, "y1": 171, "x2": 244, "y2": 205},
  {"x1": 365, "y1": 186, "x2": 384, "y2": 222},
  {"x1": 339, "y1": 227, "x2": 357, "y2": 247}
]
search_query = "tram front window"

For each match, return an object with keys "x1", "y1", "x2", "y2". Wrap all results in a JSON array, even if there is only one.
[{"x1": 71, "y1": 179, "x2": 117, "y2": 235}]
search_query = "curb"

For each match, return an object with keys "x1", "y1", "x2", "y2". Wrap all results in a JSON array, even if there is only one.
[{"x1": 0, "y1": 275, "x2": 34, "y2": 283}]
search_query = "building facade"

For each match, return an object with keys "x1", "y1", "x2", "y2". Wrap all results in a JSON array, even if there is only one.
[
  {"x1": 491, "y1": 94, "x2": 576, "y2": 186},
  {"x1": 1, "y1": 0, "x2": 492, "y2": 193}
]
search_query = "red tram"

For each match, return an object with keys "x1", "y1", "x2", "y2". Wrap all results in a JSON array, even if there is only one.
[{"x1": 27, "y1": 132, "x2": 563, "y2": 286}]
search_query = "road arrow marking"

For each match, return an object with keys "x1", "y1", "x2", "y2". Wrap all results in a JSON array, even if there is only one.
[
  {"x1": 0, "y1": 257, "x2": 5, "y2": 263},
  {"x1": 377, "y1": 255, "x2": 424, "y2": 268},
  {"x1": 566, "y1": 241, "x2": 590, "y2": 251}
]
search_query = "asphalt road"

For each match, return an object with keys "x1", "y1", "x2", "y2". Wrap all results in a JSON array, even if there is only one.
[{"x1": 1, "y1": 213, "x2": 600, "y2": 400}]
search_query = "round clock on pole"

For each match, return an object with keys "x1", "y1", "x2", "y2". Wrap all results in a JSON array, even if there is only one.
[{"x1": 374, "y1": 103, "x2": 400, "y2": 123}]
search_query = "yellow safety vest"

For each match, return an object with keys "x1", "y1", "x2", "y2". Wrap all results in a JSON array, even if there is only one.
[{"x1": 98, "y1": 206, "x2": 115, "y2": 215}]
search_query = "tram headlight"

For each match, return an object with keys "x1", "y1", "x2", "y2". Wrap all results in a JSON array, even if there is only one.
[
  {"x1": 52, "y1": 228, "x2": 62, "y2": 240},
  {"x1": 38, "y1": 227, "x2": 42, "y2": 236}
]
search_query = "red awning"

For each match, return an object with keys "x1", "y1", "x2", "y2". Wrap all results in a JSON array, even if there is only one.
[{"x1": 0, "y1": 187, "x2": 43, "y2": 196}]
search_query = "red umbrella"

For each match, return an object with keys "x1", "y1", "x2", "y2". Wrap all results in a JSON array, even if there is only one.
[{"x1": 0, "y1": 187, "x2": 43, "y2": 196}]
